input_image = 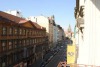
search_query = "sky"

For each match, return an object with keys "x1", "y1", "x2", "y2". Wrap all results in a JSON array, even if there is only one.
[{"x1": 0, "y1": 0, "x2": 76, "y2": 31}]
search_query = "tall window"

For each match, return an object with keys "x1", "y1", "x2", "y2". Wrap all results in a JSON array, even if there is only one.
[
  {"x1": 31, "y1": 31, "x2": 32, "y2": 36},
  {"x1": 1, "y1": 40, "x2": 6, "y2": 51},
  {"x1": 19, "y1": 40, "x2": 22, "y2": 47},
  {"x1": 23, "y1": 40, "x2": 26, "y2": 46},
  {"x1": 14, "y1": 52, "x2": 18, "y2": 62},
  {"x1": 23, "y1": 29, "x2": 26, "y2": 36},
  {"x1": 2, "y1": 27, "x2": 7, "y2": 35},
  {"x1": 7, "y1": 54, "x2": 13, "y2": 65},
  {"x1": 19, "y1": 29, "x2": 22, "y2": 35},
  {"x1": 9, "y1": 28, "x2": 13, "y2": 35},
  {"x1": 1, "y1": 56, "x2": 6, "y2": 67},
  {"x1": 33, "y1": 39, "x2": 34, "y2": 44},
  {"x1": 27, "y1": 40, "x2": 29, "y2": 45},
  {"x1": 8, "y1": 41, "x2": 12, "y2": 50},
  {"x1": 32, "y1": 31, "x2": 34, "y2": 36},
  {"x1": 14, "y1": 40, "x2": 18, "y2": 48},
  {"x1": 14, "y1": 28, "x2": 18, "y2": 35},
  {"x1": 29, "y1": 30, "x2": 31, "y2": 36},
  {"x1": 34, "y1": 31, "x2": 36, "y2": 35},
  {"x1": 27, "y1": 30, "x2": 29, "y2": 36}
]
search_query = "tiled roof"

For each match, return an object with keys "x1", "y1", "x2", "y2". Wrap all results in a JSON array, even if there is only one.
[
  {"x1": 19, "y1": 20, "x2": 29, "y2": 23},
  {"x1": 0, "y1": 11, "x2": 46, "y2": 30},
  {"x1": 33, "y1": 22, "x2": 43, "y2": 29},
  {"x1": 33, "y1": 22, "x2": 46, "y2": 30},
  {"x1": 0, "y1": 11, "x2": 25, "y2": 23}
]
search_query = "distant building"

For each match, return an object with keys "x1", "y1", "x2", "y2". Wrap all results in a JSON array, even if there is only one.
[
  {"x1": 65, "y1": 24, "x2": 73, "y2": 39},
  {"x1": 5, "y1": 10, "x2": 23, "y2": 18},
  {"x1": 27, "y1": 15, "x2": 53, "y2": 48},
  {"x1": 49, "y1": 15, "x2": 58, "y2": 48},
  {"x1": 57, "y1": 25, "x2": 65, "y2": 44},
  {"x1": 27, "y1": 15, "x2": 65, "y2": 49}
]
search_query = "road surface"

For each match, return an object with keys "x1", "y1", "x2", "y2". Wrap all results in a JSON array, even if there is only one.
[{"x1": 45, "y1": 44, "x2": 67, "y2": 67}]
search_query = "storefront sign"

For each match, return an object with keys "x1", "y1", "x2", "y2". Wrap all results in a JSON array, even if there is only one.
[{"x1": 67, "y1": 44, "x2": 76, "y2": 64}]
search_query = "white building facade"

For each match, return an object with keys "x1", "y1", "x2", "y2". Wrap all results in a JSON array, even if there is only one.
[
  {"x1": 5, "y1": 10, "x2": 23, "y2": 18},
  {"x1": 75, "y1": 0, "x2": 100, "y2": 66}
]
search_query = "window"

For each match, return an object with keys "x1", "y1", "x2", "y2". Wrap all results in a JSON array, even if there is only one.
[
  {"x1": 29, "y1": 30, "x2": 31, "y2": 36},
  {"x1": 30, "y1": 39, "x2": 33, "y2": 45},
  {"x1": 19, "y1": 40, "x2": 22, "y2": 47},
  {"x1": 27, "y1": 40, "x2": 29, "y2": 45},
  {"x1": 14, "y1": 40, "x2": 18, "y2": 48},
  {"x1": 34, "y1": 39, "x2": 36, "y2": 43},
  {"x1": 1, "y1": 40, "x2": 6, "y2": 51},
  {"x1": 14, "y1": 41, "x2": 17, "y2": 48},
  {"x1": 23, "y1": 29, "x2": 26, "y2": 35},
  {"x1": 32, "y1": 31, "x2": 34, "y2": 36},
  {"x1": 29, "y1": 39, "x2": 31, "y2": 45},
  {"x1": 19, "y1": 29, "x2": 22, "y2": 35},
  {"x1": 35, "y1": 39, "x2": 37, "y2": 43},
  {"x1": 14, "y1": 52, "x2": 18, "y2": 62},
  {"x1": 1, "y1": 56, "x2": 7, "y2": 67},
  {"x1": 9, "y1": 28, "x2": 13, "y2": 35},
  {"x1": 2, "y1": 27, "x2": 7, "y2": 35},
  {"x1": 23, "y1": 40, "x2": 26, "y2": 46},
  {"x1": 7, "y1": 54, "x2": 13, "y2": 65},
  {"x1": 14, "y1": 28, "x2": 18, "y2": 35},
  {"x1": 8, "y1": 41, "x2": 12, "y2": 50},
  {"x1": 36, "y1": 31, "x2": 37, "y2": 35},
  {"x1": 33, "y1": 39, "x2": 34, "y2": 44},
  {"x1": 34, "y1": 31, "x2": 36, "y2": 35},
  {"x1": 27, "y1": 30, "x2": 29, "y2": 36},
  {"x1": 31, "y1": 31, "x2": 32, "y2": 36}
]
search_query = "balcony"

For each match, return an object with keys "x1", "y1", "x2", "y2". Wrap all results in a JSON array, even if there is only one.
[{"x1": 77, "y1": 18, "x2": 84, "y2": 28}]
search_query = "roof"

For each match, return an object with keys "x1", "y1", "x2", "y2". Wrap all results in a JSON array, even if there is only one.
[
  {"x1": 33, "y1": 22, "x2": 46, "y2": 30},
  {"x1": 0, "y1": 11, "x2": 46, "y2": 30},
  {"x1": 19, "y1": 20, "x2": 29, "y2": 23},
  {"x1": 0, "y1": 11, "x2": 25, "y2": 23}
]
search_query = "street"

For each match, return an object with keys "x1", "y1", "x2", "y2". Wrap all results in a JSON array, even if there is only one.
[{"x1": 45, "y1": 44, "x2": 67, "y2": 67}]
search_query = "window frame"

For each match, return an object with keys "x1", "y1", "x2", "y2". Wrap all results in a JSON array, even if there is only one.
[
  {"x1": 2, "y1": 27, "x2": 7, "y2": 36},
  {"x1": 8, "y1": 40, "x2": 13, "y2": 50},
  {"x1": 9, "y1": 27, "x2": 13, "y2": 36},
  {"x1": 1, "y1": 40, "x2": 7, "y2": 52}
]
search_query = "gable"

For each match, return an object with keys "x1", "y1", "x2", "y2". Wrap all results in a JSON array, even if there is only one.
[{"x1": 22, "y1": 22, "x2": 36, "y2": 29}]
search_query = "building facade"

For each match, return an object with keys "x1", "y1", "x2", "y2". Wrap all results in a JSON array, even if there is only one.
[
  {"x1": 75, "y1": 0, "x2": 100, "y2": 66},
  {"x1": 49, "y1": 15, "x2": 58, "y2": 48},
  {"x1": 57, "y1": 25, "x2": 65, "y2": 45},
  {"x1": 5, "y1": 10, "x2": 23, "y2": 18},
  {"x1": 65, "y1": 24, "x2": 73, "y2": 39},
  {"x1": 28, "y1": 15, "x2": 57, "y2": 49},
  {"x1": 0, "y1": 11, "x2": 47, "y2": 67},
  {"x1": 28, "y1": 15, "x2": 65, "y2": 50}
]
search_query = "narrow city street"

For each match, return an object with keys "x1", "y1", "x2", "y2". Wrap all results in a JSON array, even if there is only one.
[{"x1": 45, "y1": 44, "x2": 67, "y2": 67}]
